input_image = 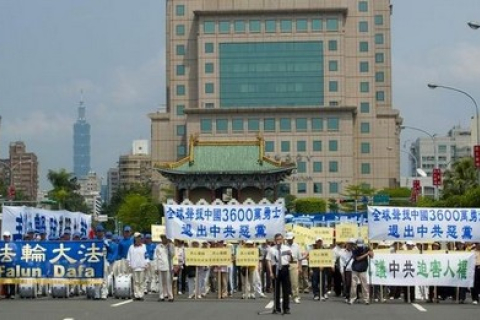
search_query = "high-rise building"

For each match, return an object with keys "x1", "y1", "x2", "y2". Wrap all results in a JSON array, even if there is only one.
[
  {"x1": 117, "y1": 140, "x2": 152, "y2": 190},
  {"x1": 106, "y1": 168, "x2": 119, "y2": 203},
  {"x1": 150, "y1": 0, "x2": 402, "y2": 198},
  {"x1": 77, "y1": 171, "x2": 101, "y2": 215},
  {"x1": 7, "y1": 141, "x2": 38, "y2": 200},
  {"x1": 73, "y1": 95, "x2": 91, "y2": 179}
]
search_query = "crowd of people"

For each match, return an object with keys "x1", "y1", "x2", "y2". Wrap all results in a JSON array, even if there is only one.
[{"x1": 1, "y1": 225, "x2": 480, "y2": 312}]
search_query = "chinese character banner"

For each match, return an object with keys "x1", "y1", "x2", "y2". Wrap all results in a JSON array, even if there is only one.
[
  {"x1": 2, "y1": 206, "x2": 92, "y2": 241},
  {"x1": 0, "y1": 241, "x2": 105, "y2": 283},
  {"x1": 371, "y1": 253, "x2": 475, "y2": 287},
  {"x1": 368, "y1": 206, "x2": 480, "y2": 241},
  {"x1": 164, "y1": 204, "x2": 284, "y2": 241}
]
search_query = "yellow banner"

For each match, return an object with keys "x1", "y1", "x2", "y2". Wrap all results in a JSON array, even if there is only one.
[
  {"x1": 293, "y1": 225, "x2": 312, "y2": 247},
  {"x1": 185, "y1": 248, "x2": 209, "y2": 266},
  {"x1": 236, "y1": 248, "x2": 259, "y2": 267},
  {"x1": 360, "y1": 226, "x2": 369, "y2": 243},
  {"x1": 310, "y1": 227, "x2": 334, "y2": 245},
  {"x1": 209, "y1": 248, "x2": 232, "y2": 266},
  {"x1": 151, "y1": 225, "x2": 166, "y2": 242},
  {"x1": 309, "y1": 249, "x2": 334, "y2": 268},
  {"x1": 336, "y1": 224, "x2": 358, "y2": 242}
]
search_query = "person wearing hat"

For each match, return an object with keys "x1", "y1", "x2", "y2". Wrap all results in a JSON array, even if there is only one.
[
  {"x1": 240, "y1": 240, "x2": 257, "y2": 299},
  {"x1": 127, "y1": 232, "x2": 149, "y2": 300},
  {"x1": 24, "y1": 228, "x2": 35, "y2": 241},
  {"x1": 310, "y1": 237, "x2": 328, "y2": 301},
  {"x1": 2, "y1": 231, "x2": 16, "y2": 299},
  {"x1": 154, "y1": 234, "x2": 174, "y2": 302},
  {"x1": 198, "y1": 241, "x2": 211, "y2": 297},
  {"x1": 340, "y1": 238, "x2": 356, "y2": 303},
  {"x1": 284, "y1": 232, "x2": 303, "y2": 304},
  {"x1": 185, "y1": 240, "x2": 201, "y2": 299},
  {"x1": 38, "y1": 228, "x2": 47, "y2": 241},
  {"x1": 348, "y1": 238, "x2": 372, "y2": 305},
  {"x1": 92, "y1": 224, "x2": 109, "y2": 299},
  {"x1": 105, "y1": 231, "x2": 118, "y2": 275},
  {"x1": 115, "y1": 226, "x2": 134, "y2": 277}
]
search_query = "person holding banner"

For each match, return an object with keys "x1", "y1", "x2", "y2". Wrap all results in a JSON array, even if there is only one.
[
  {"x1": 310, "y1": 237, "x2": 327, "y2": 301},
  {"x1": 241, "y1": 240, "x2": 256, "y2": 299},
  {"x1": 285, "y1": 232, "x2": 303, "y2": 304},
  {"x1": 94, "y1": 225, "x2": 109, "y2": 300},
  {"x1": 186, "y1": 240, "x2": 200, "y2": 299},
  {"x1": 267, "y1": 233, "x2": 292, "y2": 315},
  {"x1": 127, "y1": 232, "x2": 149, "y2": 301},
  {"x1": 198, "y1": 241, "x2": 210, "y2": 297},
  {"x1": 349, "y1": 239, "x2": 373, "y2": 305}
]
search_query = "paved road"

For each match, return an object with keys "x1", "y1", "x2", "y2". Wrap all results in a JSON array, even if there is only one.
[{"x1": 1, "y1": 293, "x2": 479, "y2": 320}]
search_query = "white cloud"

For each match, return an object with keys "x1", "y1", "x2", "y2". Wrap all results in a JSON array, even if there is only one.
[{"x1": 3, "y1": 111, "x2": 73, "y2": 140}]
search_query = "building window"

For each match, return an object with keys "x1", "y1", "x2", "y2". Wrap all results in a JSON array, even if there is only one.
[
  {"x1": 329, "y1": 81, "x2": 338, "y2": 92},
  {"x1": 313, "y1": 140, "x2": 322, "y2": 152},
  {"x1": 216, "y1": 119, "x2": 228, "y2": 133},
  {"x1": 438, "y1": 145, "x2": 447, "y2": 153},
  {"x1": 265, "y1": 141, "x2": 274, "y2": 153},
  {"x1": 205, "y1": 63, "x2": 214, "y2": 74},
  {"x1": 359, "y1": 41, "x2": 369, "y2": 52},
  {"x1": 313, "y1": 182, "x2": 323, "y2": 194},
  {"x1": 176, "y1": 85, "x2": 185, "y2": 96},
  {"x1": 361, "y1": 142, "x2": 370, "y2": 153},
  {"x1": 205, "y1": 103, "x2": 214, "y2": 109},
  {"x1": 177, "y1": 145, "x2": 186, "y2": 158},
  {"x1": 249, "y1": 20, "x2": 261, "y2": 33},
  {"x1": 360, "y1": 122, "x2": 370, "y2": 133},
  {"x1": 359, "y1": 21, "x2": 368, "y2": 33},
  {"x1": 296, "y1": 19, "x2": 307, "y2": 32},
  {"x1": 359, "y1": 61, "x2": 369, "y2": 72},
  {"x1": 264, "y1": 118, "x2": 276, "y2": 131},
  {"x1": 327, "y1": 118, "x2": 339, "y2": 131},
  {"x1": 329, "y1": 182, "x2": 339, "y2": 194},
  {"x1": 205, "y1": 83, "x2": 214, "y2": 94},
  {"x1": 176, "y1": 65, "x2": 185, "y2": 76},
  {"x1": 329, "y1": 140, "x2": 338, "y2": 152},
  {"x1": 297, "y1": 182, "x2": 307, "y2": 194},
  {"x1": 204, "y1": 21, "x2": 215, "y2": 34},
  {"x1": 278, "y1": 183, "x2": 290, "y2": 197},
  {"x1": 176, "y1": 44, "x2": 185, "y2": 55},
  {"x1": 360, "y1": 82, "x2": 370, "y2": 93},
  {"x1": 360, "y1": 102, "x2": 370, "y2": 113},
  {"x1": 281, "y1": 141, "x2": 290, "y2": 152},
  {"x1": 329, "y1": 161, "x2": 338, "y2": 173},
  {"x1": 176, "y1": 24, "x2": 185, "y2": 36},
  {"x1": 281, "y1": 20, "x2": 292, "y2": 32},
  {"x1": 232, "y1": 118, "x2": 243, "y2": 132},
  {"x1": 329, "y1": 60, "x2": 338, "y2": 71},
  {"x1": 200, "y1": 119, "x2": 212, "y2": 133},
  {"x1": 176, "y1": 105, "x2": 185, "y2": 116},
  {"x1": 297, "y1": 161, "x2": 306, "y2": 173},
  {"x1": 375, "y1": 15, "x2": 384, "y2": 26},
  {"x1": 280, "y1": 118, "x2": 291, "y2": 132},
  {"x1": 374, "y1": 54, "x2": 384, "y2": 66},
  {"x1": 205, "y1": 43, "x2": 214, "y2": 53},
  {"x1": 313, "y1": 161, "x2": 323, "y2": 173},
  {"x1": 328, "y1": 40, "x2": 338, "y2": 51},
  {"x1": 248, "y1": 118, "x2": 260, "y2": 132},
  {"x1": 361, "y1": 163, "x2": 371, "y2": 174},
  {"x1": 312, "y1": 118, "x2": 323, "y2": 131},
  {"x1": 234, "y1": 20, "x2": 245, "y2": 33},
  {"x1": 376, "y1": 91, "x2": 385, "y2": 101},
  {"x1": 375, "y1": 71, "x2": 385, "y2": 82},
  {"x1": 265, "y1": 20, "x2": 276, "y2": 33},
  {"x1": 219, "y1": 21, "x2": 230, "y2": 34},
  {"x1": 326, "y1": 18, "x2": 339, "y2": 31},
  {"x1": 375, "y1": 33, "x2": 384, "y2": 45},
  {"x1": 176, "y1": 125, "x2": 185, "y2": 136},
  {"x1": 358, "y1": 1, "x2": 368, "y2": 12},
  {"x1": 296, "y1": 118, "x2": 307, "y2": 131},
  {"x1": 297, "y1": 140, "x2": 306, "y2": 152},
  {"x1": 312, "y1": 19, "x2": 323, "y2": 31},
  {"x1": 175, "y1": 5, "x2": 185, "y2": 16}
]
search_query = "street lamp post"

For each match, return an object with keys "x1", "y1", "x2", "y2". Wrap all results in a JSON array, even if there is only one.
[
  {"x1": 427, "y1": 83, "x2": 480, "y2": 186},
  {"x1": 468, "y1": 21, "x2": 480, "y2": 30},
  {"x1": 400, "y1": 149, "x2": 419, "y2": 177},
  {"x1": 401, "y1": 125, "x2": 439, "y2": 200}
]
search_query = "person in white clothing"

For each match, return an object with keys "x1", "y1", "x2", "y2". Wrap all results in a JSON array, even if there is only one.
[
  {"x1": 340, "y1": 238, "x2": 355, "y2": 303},
  {"x1": 127, "y1": 232, "x2": 149, "y2": 300},
  {"x1": 155, "y1": 234, "x2": 174, "y2": 302},
  {"x1": 285, "y1": 232, "x2": 303, "y2": 304}
]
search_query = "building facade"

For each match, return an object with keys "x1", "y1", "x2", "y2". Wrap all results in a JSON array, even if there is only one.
[
  {"x1": 150, "y1": 0, "x2": 402, "y2": 199},
  {"x1": 77, "y1": 171, "x2": 102, "y2": 215},
  {"x1": 106, "y1": 168, "x2": 120, "y2": 203},
  {"x1": 7, "y1": 141, "x2": 39, "y2": 200},
  {"x1": 118, "y1": 140, "x2": 153, "y2": 190},
  {"x1": 73, "y1": 98, "x2": 91, "y2": 179}
]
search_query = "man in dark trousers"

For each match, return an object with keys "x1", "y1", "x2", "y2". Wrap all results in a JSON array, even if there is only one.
[{"x1": 267, "y1": 233, "x2": 292, "y2": 315}]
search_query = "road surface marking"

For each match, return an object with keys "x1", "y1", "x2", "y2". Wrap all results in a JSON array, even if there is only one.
[
  {"x1": 111, "y1": 299, "x2": 133, "y2": 307},
  {"x1": 412, "y1": 303, "x2": 427, "y2": 312}
]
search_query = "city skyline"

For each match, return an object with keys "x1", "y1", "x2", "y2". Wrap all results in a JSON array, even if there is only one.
[{"x1": 1, "y1": 0, "x2": 480, "y2": 190}]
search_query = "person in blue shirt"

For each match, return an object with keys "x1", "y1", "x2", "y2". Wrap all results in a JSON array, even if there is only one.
[
  {"x1": 106, "y1": 231, "x2": 118, "y2": 274},
  {"x1": 115, "y1": 225, "x2": 133, "y2": 276},
  {"x1": 93, "y1": 224, "x2": 108, "y2": 299}
]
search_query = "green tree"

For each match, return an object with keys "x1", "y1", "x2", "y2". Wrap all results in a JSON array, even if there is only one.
[
  {"x1": 117, "y1": 193, "x2": 160, "y2": 233},
  {"x1": 47, "y1": 169, "x2": 89, "y2": 212},
  {"x1": 341, "y1": 183, "x2": 376, "y2": 212},
  {"x1": 294, "y1": 197, "x2": 326, "y2": 213},
  {"x1": 442, "y1": 157, "x2": 478, "y2": 198},
  {"x1": 327, "y1": 198, "x2": 339, "y2": 213},
  {"x1": 284, "y1": 194, "x2": 297, "y2": 213},
  {"x1": 376, "y1": 187, "x2": 411, "y2": 206}
]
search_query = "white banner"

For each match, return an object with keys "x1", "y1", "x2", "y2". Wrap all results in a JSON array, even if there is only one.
[
  {"x1": 371, "y1": 253, "x2": 475, "y2": 287},
  {"x1": 368, "y1": 206, "x2": 480, "y2": 241},
  {"x1": 164, "y1": 203, "x2": 284, "y2": 241},
  {"x1": 1, "y1": 206, "x2": 92, "y2": 240}
]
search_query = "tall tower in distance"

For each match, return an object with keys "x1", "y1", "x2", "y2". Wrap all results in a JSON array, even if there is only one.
[{"x1": 73, "y1": 91, "x2": 91, "y2": 179}]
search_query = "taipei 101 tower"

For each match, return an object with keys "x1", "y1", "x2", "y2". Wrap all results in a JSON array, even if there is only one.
[{"x1": 73, "y1": 92, "x2": 91, "y2": 178}]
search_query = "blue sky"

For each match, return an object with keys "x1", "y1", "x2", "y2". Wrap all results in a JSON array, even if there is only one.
[{"x1": 1, "y1": 0, "x2": 480, "y2": 190}]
